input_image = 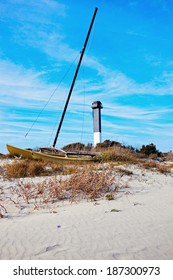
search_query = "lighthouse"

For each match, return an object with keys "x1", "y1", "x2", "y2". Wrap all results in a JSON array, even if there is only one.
[{"x1": 91, "y1": 101, "x2": 103, "y2": 147}]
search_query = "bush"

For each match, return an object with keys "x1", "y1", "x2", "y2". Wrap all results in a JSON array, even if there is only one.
[
  {"x1": 63, "y1": 165, "x2": 116, "y2": 201},
  {"x1": 141, "y1": 161, "x2": 170, "y2": 174},
  {"x1": 9, "y1": 165, "x2": 117, "y2": 206},
  {"x1": 4, "y1": 160, "x2": 45, "y2": 178},
  {"x1": 4, "y1": 159, "x2": 85, "y2": 179},
  {"x1": 97, "y1": 147, "x2": 137, "y2": 163},
  {"x1": 96, "y1": 140, "x2": 121, "y2": 149},
  {"x1": 62, "y1": 142, "x2": 85, "y2": 151},
  {"x1": 140, "y1": 143, "x2": 162, "y2": 157}
]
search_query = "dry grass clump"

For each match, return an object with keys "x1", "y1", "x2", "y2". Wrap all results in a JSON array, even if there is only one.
[
  {"x1": 116, "y1": 167, "x2": 133, "y2": 176},
  {"x1": 97, "y1": 147, "x2": 137, "y2": 163},
  {"x1": 0, "y1": 154, "x2": 6, "y2": 159},
  {"x1": 3, "y1": 159, "x2": 93, "y2": 179},
  {"x1": 141, "y1": 160, "x2": 170, "y2": 174},
  {"x1": 167, "y1": 163, "x2": 173, "y2": 169},
  {"x1": 142, "y1": 161, "x2": 158, "y2": 169},
  {"x1": 156, "y1": 164, "x2": 170, "y2": 174},
  {"x1": 9, "y1": 165, "x2": 117, "y2": 209},
  {"x1": 165, "y1": 152, "x2": 173, "y2": 162},
  {"x1": 4, "y1": 160, "x2": 45, "y2": 178},
  {"x1": 105, "y1": 193, "x2": 115, "y2": 200},
  {"x1": 9, "y1": 178, "x2": 67, "y2": 209},
  {"x1": 62, "y1": 165, "x2": 116, "y2": 201},
  {"x1": 4, "y1": 159, "x2": 65, "y2": 178},
  {"x1": 0, "y1": 153, "x2": 12, "y2": 159}
]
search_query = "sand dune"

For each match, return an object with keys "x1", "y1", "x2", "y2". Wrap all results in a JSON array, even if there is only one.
[{"x1": 0, "y1": 160, "x2": 173, "y2": 260}]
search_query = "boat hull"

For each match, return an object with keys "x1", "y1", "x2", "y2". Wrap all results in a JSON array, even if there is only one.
[
  {"x1": 6, "y1": 144, "x2": 94, "y2": 162},
  {"x1": 6, "y1": 144, "x2": 33, "y2": 159},
  {"x1": 32, "y1": 151, "x2": 94, "y2": 162}
]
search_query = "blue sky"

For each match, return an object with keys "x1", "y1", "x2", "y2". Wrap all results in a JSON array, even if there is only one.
[{"x1": 1, "y1": 0, "x2": 173, "y2": 153}]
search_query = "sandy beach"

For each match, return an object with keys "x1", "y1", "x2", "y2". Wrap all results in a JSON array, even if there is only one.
[{"x1": 0, "y1": 159, "x2": 173, "y2": 260}]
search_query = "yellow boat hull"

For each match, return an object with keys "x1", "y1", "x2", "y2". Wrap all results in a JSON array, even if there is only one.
[
  {"x1": 6, "y1": 144, "x2": 94, "y2": 162},
  {"x1": 32, "y1": 150, "x2": 94, "y2": 162},
  {"x1": 6, "y1": 144, "x2": 33, "y2": 159}
]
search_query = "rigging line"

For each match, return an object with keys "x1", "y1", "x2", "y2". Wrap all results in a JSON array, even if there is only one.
[
  {"x1": 46, "y1": 91, "x2": 67, "y2": 147},
  {"x1": 47, "y1": 54, "x2": 82, "y2": 146},
  {"x1": 25, "y1": 52, "x2": 80, "y2": 138}
]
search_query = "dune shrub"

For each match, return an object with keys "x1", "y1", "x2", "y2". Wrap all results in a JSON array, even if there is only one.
[
  {"x1": 142, "y1": 161, "x2": 170, "y2": 174},
  {"x1": 5, "y1": 160, "x2": 52, "y2": 178},
  {"x1": 62, "y1": 142, "x2": 85, "y2": 151},
  {"x1": 140, "y1": 143, "x2": 162, "y2": 157},
  {"x1": 10, "y1": 165, "x2": 117, "y2": 207},
  {"x1": 97, "y1": 147, "x2": 137, "y2": 163},
  {"x1": 63, "y1": 165, "x2": 116, "y2": 201},
  {"x1": 4, "y1": 158, "x2": 97, "y2": 179}
]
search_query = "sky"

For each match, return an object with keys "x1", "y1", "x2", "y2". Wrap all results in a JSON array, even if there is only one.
[{"x1": 1, "y1": 0, "x2": 173, "y2": 153}]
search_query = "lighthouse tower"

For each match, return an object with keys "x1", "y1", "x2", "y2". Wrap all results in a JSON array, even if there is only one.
[{"x1": 91, "y1": 101, "x2": 103, "y2": 147}]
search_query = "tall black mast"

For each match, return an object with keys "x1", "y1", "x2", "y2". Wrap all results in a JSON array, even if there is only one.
[{"x1": 53, "y1": 7, "x2": 98, "y2": 148}]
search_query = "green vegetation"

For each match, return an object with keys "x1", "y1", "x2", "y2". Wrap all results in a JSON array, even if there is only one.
[{"x1": 139, "y1": 143, "x2": 162, "y2": 157}]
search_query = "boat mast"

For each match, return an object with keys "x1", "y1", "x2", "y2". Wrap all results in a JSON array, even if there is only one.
[{"x1": 53, "y1": 7, "x2": 98, "y2": 148}]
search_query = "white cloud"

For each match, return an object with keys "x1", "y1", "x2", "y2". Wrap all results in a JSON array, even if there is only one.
[
  {"x1": 1, "y1": 56, "x2": 173, "y2": 131},
  {"x1": 0, "y1": 60, "x2": 70, "y2": 106}
]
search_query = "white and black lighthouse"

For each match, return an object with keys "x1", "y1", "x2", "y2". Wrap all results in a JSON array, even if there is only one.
[{"x1": 91, "y1": 101, "x2": 103, "y2": 147}]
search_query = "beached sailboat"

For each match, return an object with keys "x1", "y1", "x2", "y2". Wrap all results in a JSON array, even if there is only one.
[{"x1": 7, "y1": 8, "x2": 98, "y2": 162}]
